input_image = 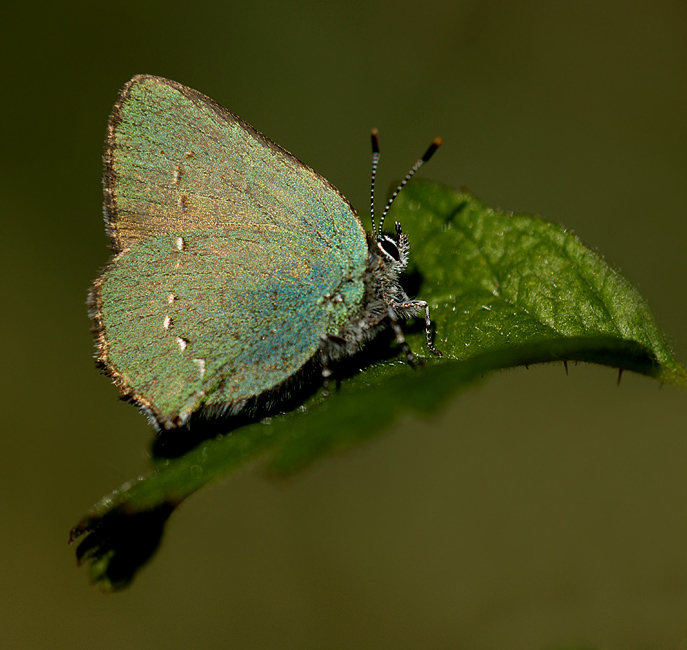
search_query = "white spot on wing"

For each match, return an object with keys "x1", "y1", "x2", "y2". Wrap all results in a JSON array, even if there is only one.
[{"x1": 193, "y1": 358, "x2": 206, "y2": 378}]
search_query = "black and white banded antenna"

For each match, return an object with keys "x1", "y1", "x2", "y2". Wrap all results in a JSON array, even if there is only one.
[
  {"x1": 369, "y1": 128, "x2": 381, "y2": 234},
  {"x1": 373, "y1": 134, "x2": 443, "y2": 236}
]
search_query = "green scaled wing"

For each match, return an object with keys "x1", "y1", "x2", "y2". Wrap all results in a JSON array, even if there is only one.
[{"x1": 92, "y1": 76, "x2": 369, "y2": 428}]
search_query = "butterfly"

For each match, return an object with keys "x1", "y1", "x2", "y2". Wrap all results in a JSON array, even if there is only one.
[{"x1": 90, "y1": 75, "x2": 441, "y2": 430}]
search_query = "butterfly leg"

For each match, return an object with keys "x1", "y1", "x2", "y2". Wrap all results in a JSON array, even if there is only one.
[
  {"x1": 386, "y1": 306, "x2": 423, "y2": 366},
  {"x1": 394, "y1": 300, "x2": 442, "y2": 356}
]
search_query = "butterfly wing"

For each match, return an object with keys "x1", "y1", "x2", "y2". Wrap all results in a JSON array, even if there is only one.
[
  {"x1": 93, "y1": 76, "x2": 369, "y2": 428},
  {"x1": 104, "y1": 75, "x2": 365, "y2": 255}
]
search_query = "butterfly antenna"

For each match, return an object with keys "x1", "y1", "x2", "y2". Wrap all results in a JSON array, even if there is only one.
[
  {"x1": 370, "y1": 129, "x2": 381, "y2": 234},
  {"x1": 377, "y1": 136, "x2": 443, "y2": 235}
]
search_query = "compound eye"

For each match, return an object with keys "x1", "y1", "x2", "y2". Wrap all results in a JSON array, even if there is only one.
[{"x1": 380, "y1": 237, "x2": 400, "y2": 261}]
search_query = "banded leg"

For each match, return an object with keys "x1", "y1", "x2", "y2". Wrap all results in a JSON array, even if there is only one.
[{"x1": 395, "y1": 300, "x2": 442, "y2": 356}]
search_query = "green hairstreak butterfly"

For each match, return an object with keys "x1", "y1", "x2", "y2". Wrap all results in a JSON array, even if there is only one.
[{"x1": 90, "y1": 75, "x2": 441, "y2": 430}]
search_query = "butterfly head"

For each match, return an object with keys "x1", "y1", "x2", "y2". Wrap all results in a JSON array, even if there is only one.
[{"x1": 375, "y1": 221, "x2": 410, "y2": 274}]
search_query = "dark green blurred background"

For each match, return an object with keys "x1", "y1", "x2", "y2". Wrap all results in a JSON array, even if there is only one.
[{"x1": 3, "y1": 1, "x2": 687, "y2": 648}]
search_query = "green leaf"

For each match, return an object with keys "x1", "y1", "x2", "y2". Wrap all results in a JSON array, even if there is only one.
[
  {"x1": 71, "y1": 179, "x2": 686, "y2": 590},
  {"x1": 400, "y1": 180, "x2": 684, "y2": 383}
]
